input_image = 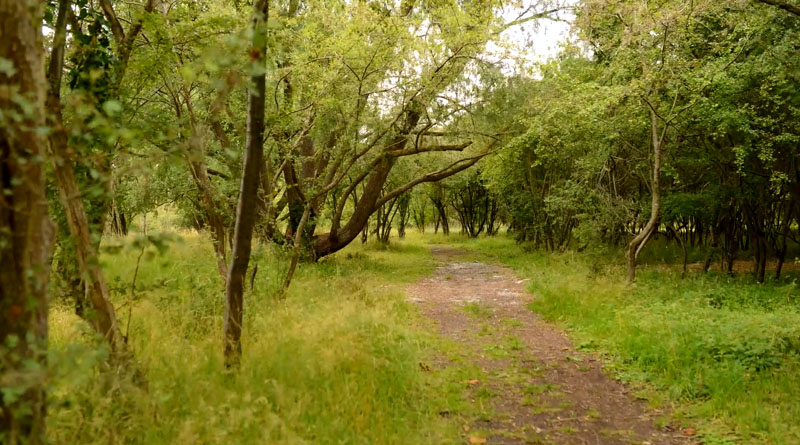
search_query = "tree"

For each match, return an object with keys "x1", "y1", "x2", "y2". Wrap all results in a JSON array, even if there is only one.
[
  {"x1": 266, "y1": 0, "x2": 559, "y2": 260},
  {"x1": 224, "y1": 0, "x2": 269, "y2": 369},
  {"x1": 46, "y1": 0, "x2": 154, "y2": 358},
  {"x1": 481, "y1": 0, "x2": 799, "y2": 283},
  {"x1": 577, "y1": 0, "x2": 716, "y2": 282},
  {"x1": 0, "y1": 1, "x2": 53, "y2": 441}
]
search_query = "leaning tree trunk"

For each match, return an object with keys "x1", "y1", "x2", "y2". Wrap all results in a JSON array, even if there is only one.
[
  {"x1": 0, "y1": 1, "x2": 53, "y2": 441},
  {"x1": 46, "y1": 0, "x2": 126, "y2": 355},
  {"x1": 224, "y1": 0, "x2": 269, "y2": 369},
  {"x1": 626, "y1": 108, "x2": 663, "y2": 284}
]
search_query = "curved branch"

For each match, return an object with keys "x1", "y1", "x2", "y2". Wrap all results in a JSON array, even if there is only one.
[
  {"x1": 374, "y1": 153, "x2": 487, "y2": 209},
  {"x1": 756, "y1": 0, "x2": 800, "y2": 16},
  {"x1": 390, "y1": 141, "x2": 472, "y2": 157}
]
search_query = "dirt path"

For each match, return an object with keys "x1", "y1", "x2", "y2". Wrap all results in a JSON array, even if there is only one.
[{"x1": 407, "y1": 247, "x2": 694, "y2": 445}]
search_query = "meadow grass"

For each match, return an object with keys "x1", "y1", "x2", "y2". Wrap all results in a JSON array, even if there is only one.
[
  {"x1": 47, "y1": 231, "x2": 472, "y2": 444},
  {"x1": 47, "y1": 226, "x2": 800, "y2": 444},
  {"x1": 448, "y1": 234, "x2": 800, "y2": 444}
]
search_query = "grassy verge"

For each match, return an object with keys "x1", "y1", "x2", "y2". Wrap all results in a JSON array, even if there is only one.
[
  {"x1": 47, "y1": 232, "x2": 471, "y2": 444},
  {"x1": 448, "y1": 235, "x2": 800, "y2": 445}
]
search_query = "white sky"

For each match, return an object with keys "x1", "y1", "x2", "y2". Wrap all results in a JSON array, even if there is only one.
[{"x1": 487, "y1": 3, "x2": 576, "y2": 75}]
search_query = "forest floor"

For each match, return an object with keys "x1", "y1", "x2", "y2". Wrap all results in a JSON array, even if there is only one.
[{"x1": 408, "y1": 247, "x2": 695, "y2": 445}]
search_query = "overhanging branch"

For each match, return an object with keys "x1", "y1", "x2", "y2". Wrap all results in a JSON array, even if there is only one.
[
  {"x1": 374, "y1": 153, "x2": 488, "y2": 209},
  {"x1": 756, "y1": 0, "x2": 800, "y2": 16},
  {"x1": 390, "y1": 142, "x2": 472, "y2": 157}
]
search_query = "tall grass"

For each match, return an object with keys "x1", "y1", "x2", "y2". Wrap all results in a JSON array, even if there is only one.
[
  {"x1": 453, "y1": 235, "x2": 800, "y2": 444},
  {"x1": 48, "y1": 232, "x2": 463, "y2": 444}
]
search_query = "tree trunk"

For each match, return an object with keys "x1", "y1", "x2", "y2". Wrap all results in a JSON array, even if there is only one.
[
  {"x1": 703, "y1": 228, "x2": 719, "y2": 273},
  {"x1": 0, "y1": 1, "x2": 53, "y2": 441},
  {"x1": 397, "y1": 193, "x2": 409, "y2": 239},
  {"x1": 753, "y1": 232, "x2": 767, "y2": 284},
  {"x1": 46, "y1": 0, "x2": 127, "y2": 355},
  {"x1": 626, "y1": 108, "x2": 663, "y2": 284},
  {"x1": 774, "y1": 202, "x2": 793, "y2": 280},
  {"x1": 119, "y1": 211, "x2": 128, "y2": 235},
  {"x1": 282, "y1": 204, "x2": 312, "y2": 292},
  {"x1": 224, "y1": 0, "x2": 269, "y2": 369},
  {"x1": 312, "y1": 156, "x2": 396, "y2": 256}
]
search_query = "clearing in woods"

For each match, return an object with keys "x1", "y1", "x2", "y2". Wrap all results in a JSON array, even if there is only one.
[{"x1": 407, "y1": 247, "x2": 694, "y2": 445}]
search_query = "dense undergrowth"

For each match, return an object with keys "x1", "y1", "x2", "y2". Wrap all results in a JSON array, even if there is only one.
[
  {"x1": 47, "y1": 232, "x2": 469, "y2": 444},
  {"x1": 448, "y1": 234, "x2": 800, "y2": 444}
]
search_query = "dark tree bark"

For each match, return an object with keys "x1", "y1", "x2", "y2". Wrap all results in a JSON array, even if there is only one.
[
  {"x1": 224, "y1": 0, "x2": 269, "y2": 369},
  {"x1": 0, "y1": 1, "x2": 53, "y2": 441},
  {"x1": 375, "y1": 196, "x2": 400, "y2": 243},
  {"x1": 431, "y1": 185, "x2": 450, "y2": 235},
  {"x1": 773, "y1": 201, "x2": 793, "y2": 280},
  {"x1": 411, "y1": 196, "x2": 427, "y2": 233},
  {"x1": 396, "y1": 193, "x2": 410, "y2": 238}
]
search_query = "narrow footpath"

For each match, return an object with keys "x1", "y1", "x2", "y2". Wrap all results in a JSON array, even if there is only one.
[{"x1": 407, "y1": 247, "x2": 694, "y2": 445}]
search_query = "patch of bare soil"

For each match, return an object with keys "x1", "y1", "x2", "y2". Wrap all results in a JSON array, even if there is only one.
[{"x1": 407, "y1": 247, "x2": 695, "y2": 445}]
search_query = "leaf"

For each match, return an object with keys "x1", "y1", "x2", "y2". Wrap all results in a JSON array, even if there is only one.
[
  {"x1": 468, "y1": 437, "x2": 487, "y2": 444},
  {"x1": 103, "y1": 100, "x2": 123, "y2": 116},
  {"x1": 0, "y1": 58, "x2": 16, "y2": 76},
  {"x1": 682, "y1": 428, "x2": 697, "y2": 436}
]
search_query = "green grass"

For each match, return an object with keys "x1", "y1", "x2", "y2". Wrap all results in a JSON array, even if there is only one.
[
  {"x1": 47, "y1": 231, "x2": 473, "y2": 444},
  {"x1": 48, "y1": 227, "x2": 800, "y2": 444},
  {"x1": 450, "y1": 235, "x2": 800, "y2": 444}
]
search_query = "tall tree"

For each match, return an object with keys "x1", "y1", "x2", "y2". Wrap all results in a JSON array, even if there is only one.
[
  {"x1": 0, "y1": 0, "x2": 53, "y2": 441},
  {"x1": 46, "y1": 0, "x2": 148, "y2": 357},
  {"x1": 578, "y1": 0, "x2": 714, "y2": 282},
  {"x1": 224, "y1": 0, "x2": 269, "y2": 369}
]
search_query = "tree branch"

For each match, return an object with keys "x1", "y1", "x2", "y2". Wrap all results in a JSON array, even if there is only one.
[
  {"x1": 374, "y1": 153, "x2": 487, "y2": 209},
  {"x1": 755, "y1": 0, "x2": 800, "y2": 16},
  {"x1": 99, "y1": 0, "x2": 125, "y2": 43},
  {"x1": 389, "y1": 142, "x2": 472, "y2": 157}
]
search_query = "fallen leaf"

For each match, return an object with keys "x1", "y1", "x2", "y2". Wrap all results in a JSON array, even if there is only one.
[
  {"x1": 561, "y1": 347, "x2": 570, "y2": 351},
  {"x1": 467, "y1": 379, "x2": 480, "y2": 385},
  {"x1": 468, "y1": 437, "x2": 487, "y2": 444},
  {"x1": 682, "y1": 428, "x2": 696, "y2": 436}
]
